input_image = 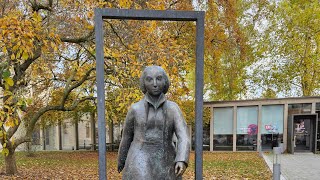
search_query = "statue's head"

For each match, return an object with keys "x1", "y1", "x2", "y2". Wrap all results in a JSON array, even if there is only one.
[{"x1": 140, "y1": 66, "x2": 170, "y2": 95}]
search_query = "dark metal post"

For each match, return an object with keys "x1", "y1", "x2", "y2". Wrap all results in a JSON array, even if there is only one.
[
  {"x1": 75, "y1": 113, "x2": 79, "y2": 150},
  {"x1": 58, "y1": 121, "x2": 62, "y2": 150},
  {"x1": 273, "y1": 147, "x2": 281, "y2": 180},
  {"x1": 195, "y1": 11, "x2": 205, "y2": 180},
  {"x1": 43, "y1": 127, "x2": 46, "y2": 150},
  {"x1": 95, "y1": 9, "x2": 107, "y2": 180}
]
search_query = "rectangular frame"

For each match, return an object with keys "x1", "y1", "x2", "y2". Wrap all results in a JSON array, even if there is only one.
[
  {"x1": 290, "y1": 114, "x2": 318, "y2": 154},
  {"x1": 94, "y1": 8, "x2": 205, "y2": 180}
]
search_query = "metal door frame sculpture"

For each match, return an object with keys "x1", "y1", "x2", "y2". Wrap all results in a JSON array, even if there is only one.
[{"x1": 94, "y1": 8, "x2": 205, "y2": 180}]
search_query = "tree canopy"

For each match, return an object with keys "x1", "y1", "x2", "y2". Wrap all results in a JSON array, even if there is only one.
[{"x1": 251, "y1": 0, "x2": 320, "y2": 97}]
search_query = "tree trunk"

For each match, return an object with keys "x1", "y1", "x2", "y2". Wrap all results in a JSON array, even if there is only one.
[{"x1": 5, "y1": 149, "x2": 18, "y2": 175}]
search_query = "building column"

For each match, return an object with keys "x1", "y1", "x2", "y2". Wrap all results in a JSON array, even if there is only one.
[
  {"x1": 311, "y1": 102, "x2": 316, "y2": 114},
  {"x1": 233, "y1": 106, "x2": 237, "y2": 152},
  {"x1": 90, "y1": 112, "x2": 96, "y2": 150},
  {"x1": 283, "y1": 103, "x2": 288, "y2": 152},
  {"x1": 53, "y1": 125, "x2": 58, "y2": 150},
  {"x1": 257, "y1": 104, "x2": 262, "y2": 152},
  {"x1": 210, "y1": 107, "x2": 214, "y2": 152},
  {"x1": 58, "y1": 121, "x2": 62, "y2": 150}
]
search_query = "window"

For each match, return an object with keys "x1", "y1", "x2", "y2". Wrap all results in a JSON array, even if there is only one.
[
  {"x1": 237, "y1": 106, "x2": 258, "y2": 151},
  {"x1": 288, "y1": 103, "x2": 312, "y2": 116},
  {"x1": 86, "y1": 123, "x2": 90, "y2": 138},
  {"x1": 63, "y1": 123, "x2": 68, "y2": 134},
  {"x1": 213, "y1": 107, "x2": 233, "y2": 151},
  {"x1": 32, "y1": 127, "x2": 40, "y2": 145},
  {"x1": 316, "y1": 103, "x2": 320, "y2": 111},
  {"x1": 261, "y1": 105, "x2": 284, "y2": 151},
  {"x1": 45, "y1": 128, "x2": 50, "y2": 145}
]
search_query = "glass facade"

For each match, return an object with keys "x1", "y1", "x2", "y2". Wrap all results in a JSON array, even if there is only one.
[
  {"x1": 213, "y1": 107, "x2": 233, "y2": 151},
  {"x1": 261, "y1": 105, "x2": 284, "y2": 151},
  {"x1": 209, "y1": 100, "x2": 320, "y2": 152},
  {"x1": 288, "y1": 103, "x2": 312, "y2": 116},
  {"x1": 236, "y1": 106, "x2": 258, "y2": 151}
]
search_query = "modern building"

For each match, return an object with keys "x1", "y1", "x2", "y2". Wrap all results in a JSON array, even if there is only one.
[{"x1": 204, "y1": 96, "x2": 320, "y2": 153}]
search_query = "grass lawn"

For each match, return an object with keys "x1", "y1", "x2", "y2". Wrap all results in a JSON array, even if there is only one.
[{"x1": 0, "y1": 151, "x2": 271, "y2": 179}]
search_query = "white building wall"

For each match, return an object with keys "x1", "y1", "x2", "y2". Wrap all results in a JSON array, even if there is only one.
[
  {"x1": 0, "y1": 112, "x2": 124, "y2": 151},
  {"x1": 78, "y1": 113, "x2": 92, "y2": 149}
]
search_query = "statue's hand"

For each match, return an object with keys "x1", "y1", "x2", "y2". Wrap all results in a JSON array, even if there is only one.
[
  {"x1": 175, "y1": 162, "x2": 186, "y2": 177},
  {"x1": 118, "y1": 163, "x2": 124, "y2": 173}
]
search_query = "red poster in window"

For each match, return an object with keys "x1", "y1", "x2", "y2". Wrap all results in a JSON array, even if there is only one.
[{"x1": 247, "y1": 124, "x2": 257, "y2": 135}]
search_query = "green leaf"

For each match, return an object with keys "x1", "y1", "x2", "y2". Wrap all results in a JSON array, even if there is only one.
[{"x1": 2, "y1": 70, "x2": 10, "y2": 79}]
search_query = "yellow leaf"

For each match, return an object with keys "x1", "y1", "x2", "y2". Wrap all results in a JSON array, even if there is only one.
[
  {"x1": 5, "y1": 77, "x2": 14, "y2": 86},
  {"x1": 3, "y1": 143, "x2": 6, "y2": 148},
  {"x1": 10, "y1": 53, "x2": 15, "y2": 60},
  {"x1": 2, "y1": 46, "x2": 7, "y2": 54},
  {"x1": 12, "y1": 45, "x2": 19, "y2": 51},
  {"x1": 87, "y1": 24, "x2": 94, "y2": 30},
  {"x1": 87, "y1": 11, "x2": 93, "y2": 18},
  {"x1": 51, "y1": 42, "x2": 55, "y2": 48},
  {"x1": 22, "y1": 51, "x2": 28, "y2": 60},
  {"x1": 2, "y1": 148, "x2": 9, "y2": 156}
]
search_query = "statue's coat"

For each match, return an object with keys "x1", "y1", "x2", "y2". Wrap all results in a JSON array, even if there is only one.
[{"x1": 118, "y1": 94, "x2": 190, "y2": 180}]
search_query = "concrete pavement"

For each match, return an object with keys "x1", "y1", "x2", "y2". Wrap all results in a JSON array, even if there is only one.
[{"x1": 263, "y1": 152, "x2": 320, "y2": 180}]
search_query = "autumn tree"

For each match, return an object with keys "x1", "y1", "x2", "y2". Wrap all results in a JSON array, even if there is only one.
[
  {"x1": 201, "y1": 0, "x2": 255, "y2": 101},
  {"x1": 0, "y1": 0, "x2": 199, "y2": 175},
  {"x1": 251, "y1": 0, "x2": 320, "y2": 97},
  {"x1": 0, "y1": 0, "x2": 101, "y2": 174}
]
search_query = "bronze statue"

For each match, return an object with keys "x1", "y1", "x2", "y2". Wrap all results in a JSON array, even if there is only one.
[{"x1": 118, "y1": 66, "x2": 190, "y2": 180}]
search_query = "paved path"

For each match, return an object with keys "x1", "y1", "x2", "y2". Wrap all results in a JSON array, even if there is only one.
[{"x1": 263, "y1": 153, "x2": 320, "y2": 180}]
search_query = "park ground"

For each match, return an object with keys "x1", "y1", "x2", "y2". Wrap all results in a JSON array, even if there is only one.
[{"x1": 0, "y1": 151, "x2": 272, "y2": 179}]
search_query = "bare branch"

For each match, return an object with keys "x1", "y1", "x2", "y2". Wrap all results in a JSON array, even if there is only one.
[
  {"x1": 19, "y1": 48, "x2": 42, "y2": 73},
  {"x1": 167, "y1": 0, "x2": 178, "y2": 9},
  {"x1": 60, "y1": 31, "x2": 94, "y2": 44},
  {"x1": 7, "y1": 113, "x2": 22, "y2": 139},
  {"x1": 105, "y1": 21, "x2": 130, "y2": 49},
  {"x1": 61, "y1": 67, "x2": 95, "y2": 106},
  {"x1": 28, "y1": 0, "x2": 52, "y2": 12}
]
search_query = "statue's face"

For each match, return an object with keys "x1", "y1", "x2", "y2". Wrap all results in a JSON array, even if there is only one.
[{"x1": 144, "y1": 68, "x2": 165, "y2": 97}]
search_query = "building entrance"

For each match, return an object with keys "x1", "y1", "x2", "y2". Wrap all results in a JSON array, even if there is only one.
[
  {"x1": 288, "y1": 114, "x2": 318, "y2": 154},
  {"x1": 294, "y1": 117, "x2": 312, "y2": 151}
]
